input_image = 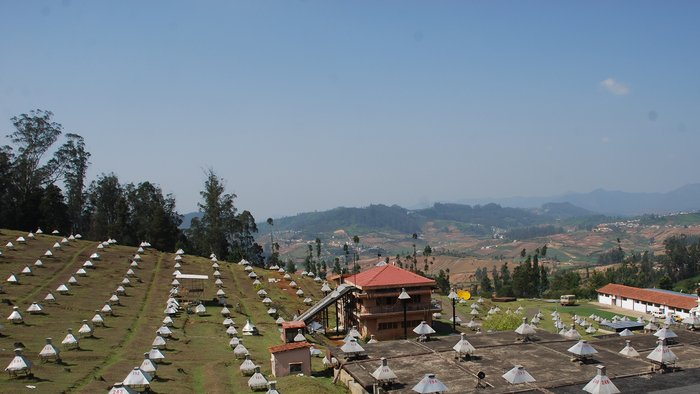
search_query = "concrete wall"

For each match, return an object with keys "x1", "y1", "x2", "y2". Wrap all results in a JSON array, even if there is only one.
[
  {"x1": 336, "y1": 367, "x2": 370, "y2": 394},
  {"x1": 271, "y1": 348, "x2": 311, "y2": 377}
]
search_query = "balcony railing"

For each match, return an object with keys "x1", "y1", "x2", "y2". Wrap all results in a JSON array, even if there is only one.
[{"x1": 358, "y1": 300, "x2": 442, "y2": 315}]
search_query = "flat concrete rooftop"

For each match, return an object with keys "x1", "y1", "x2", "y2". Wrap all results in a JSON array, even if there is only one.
[{"x1": 333, "y1": 328, "x2": 700, "y2": 393}]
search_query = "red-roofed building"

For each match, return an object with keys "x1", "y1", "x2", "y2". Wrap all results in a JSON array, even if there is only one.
[
  {"x1": 342, "y1": 264, "x2": 441, "y2": 340},
  {"x1": 281, "y1": 321, "x2": 306, "y2": 343},
  {"x1": 597, "y1": 283, "x2": 699, "y2": 318},
  {"x1": 269, "y1": 341, "x2": 312, "y2": 377}
]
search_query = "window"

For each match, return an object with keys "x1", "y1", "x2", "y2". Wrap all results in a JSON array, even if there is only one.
[
  {"x1": 289, "y1": 363, "x2": 302, "y2": 374},
  {"x1": 622, "y1": 297, "x2": 628, "y2": 301},
  {"x1": 378, "y1": 322, "x2": 398, "y2": 330}
]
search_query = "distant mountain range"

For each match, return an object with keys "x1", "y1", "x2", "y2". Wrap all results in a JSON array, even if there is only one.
[
  {"x1": 455, "y1": 183, "x2": 700, "y2": 216},
  {"x1": 179, "y1": 183, "x2": 700, "y2": 232}
]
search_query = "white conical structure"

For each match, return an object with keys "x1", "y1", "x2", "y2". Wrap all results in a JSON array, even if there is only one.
[
  {"x1": 90, "y1": 252, "x2": 100, "y2": 260},
  {"x1": 195, "y1": 303, "x2": 207, "y2": 315},
  {"x1": 110, "y1": 293, "x2": 121, "y2": 304},
  {"x1": 412, "y1": 373, "x2": 449, "y2": 393},
  {"x1": 221, "y1": 306, "x2": 231, "y2": 317},
  {"x1": 83, "y1": 260, "x2": 93, "y2": 268},
  {"x1": 647, "y1": 339, "x2": 678, "y2": 365},
  {"x1": 34, "y1": 259, "x2": 44, "y2": 267},
  {"x1": 234, "y1": 343, "x2": 249, "y2": 359},
  {"x1": 229, "y1": 335, "x2": 240, "y2": 348},
  {"x1": 62, "y1": 328, "x2": 79, "y2": 349},
  {"x1": 453, "y1": 333, "x2": 476, "y2": 357},
  {"x1": 682, "y1": 312, "x2": 700, "y2": 328},
  {"x1": 92, "y1": 310, "x2": 105, "y2": 326},
  {"x1": 122, "y1": 367, "x2": 152, "y2": 391},
  {"x1": 44, "y1": 249, "x2": 53, "y2": 257},
  {"x1": 340, "y1": 338, "x2": 365, "y2": 356},
  {"x1": 502, "y1": 365, "x2": 536, "y2": 384},
  {"x1": 262, "y1": 297, "x2": 272, "y2": 306},
  {"x1": 102, "y1": 303, "x2": 114, "y2": 315},
  {"x1": 582, "y1": 365, "x2": 620, "y2": 394},
  {"x1": 619, "y1": 328, "x2": 634, "y2": 337},
  {"x1": 515, "y1": 317, "x2": 536, "y2": 336},
  {"x1": 585, "y1": 325, "x2": 597, "y2": 334},
  {"x1": 242, "y1": 319, "x2": 257, "y2": 335},
  {"x1": 26, "y1": 302, "x2": 43, "y2": 314},
  {"x1": 227, "y1": 325, "x2": 239, "y2": 337},
  {"x1": 413, "y1": 321, "x2": 436, "y2": 336},
  {"x1": 148, "y1": 347, "x2": 165, "y2": 363},
  {"x1": 140, "y1": 353, "x2": 158, "y2": 377},
  {"x1": 568, "y1": 340, "x2": 598, "y2": 357},
  {"x1": 293, "y1": 329, "x2": 306, "y2": 342},
  {"x1": 296, "y1": 289, "x2": 304, "y2": 297},
  {"x1": 248, "y1": 366, "x2": 268, "y2": 390},
  {"x1": 6, "y1": 273, "x2": 19, "y2": 284},
  {"x1": 7, "y1": 306, "x2": 23, "y2": 324},
  {"x1": 79, "y1": 320, "x2": 93, "y2": 337},
  {"x1": 619, "y1": 340, "x2": 640, "y2": 357},
  {"x1": 109, "y1": 383, "x2": 137, "y2": 394},
  {"x1": 157, "y1": 324, "x2": 173, "y2": 337},
  {"x1": 654, "y1": 326, "x2": 678, "y2": 340},
  {"x1": 162, "y1": 316, "x2": 174, "y2": 327},
  {"x1": 152, "y1": 336, "x2": 167, "y2": 349},
  {"x1": 21, "y1": 266, "x2": 32, "y2": 275},
  {"x1": 44, "y1": 292, "x2": 56, "y2": 303},
  {"x1": 371, "y1": 357, "x2": 398, "y2": 384},
  {"x1": 564, "y1": 327, "x2": 581, "y2": 340},
  {"x1": 5, "y1": 348, "x2": 32, "y2": 376},
  {"x1": 68, "y1": 276, "x2": 79, "y2": 285},
  {"x1": 240, "y1": 354, "x2": 257, "y2": 375},
  {"x1": 39, "y1": 337, "x2": 61, "y2": 361},
  {"x1": 116, "y1": 285, "x2": 127, "y2": 295},
  {"x1": 176, "y1": 248, "x2": 185, "y2": 255},
  {"x1": 267, "y1": 307, "x2": 277, "y2": 316},
  {"x1": 275, "y1": 316, "x2": 285, "y2": 325}
]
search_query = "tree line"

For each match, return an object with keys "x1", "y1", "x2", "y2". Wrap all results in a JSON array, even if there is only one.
[
  {"x1": 473, "y1": 235, "x2": 700, "y2": 299},
  {"x1": 1, "y1": 110, "x2": 264, "y2": 264}
]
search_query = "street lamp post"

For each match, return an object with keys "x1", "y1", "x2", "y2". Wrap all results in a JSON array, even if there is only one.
[
  {"x1": 448, "y1": 288, "x2": 459, "y2": 332},
  {"x1": 398, "y1": 288, "x2": 411, "y2": 340}
]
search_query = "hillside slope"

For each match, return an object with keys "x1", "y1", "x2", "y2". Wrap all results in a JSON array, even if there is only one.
[{"x1": 0, "y1": 229, "x2": 344, "y2": 394}]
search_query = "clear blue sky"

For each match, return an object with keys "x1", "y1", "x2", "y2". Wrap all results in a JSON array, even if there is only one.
[{"x1": 1, "y1": 1, "x2": 699, "y2": 219}]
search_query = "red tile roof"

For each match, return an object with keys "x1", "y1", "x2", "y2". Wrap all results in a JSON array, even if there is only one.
[
  {"x1": 281, "y1": 321, "x2": 306, "y2": 330},
  {"x1": 344, "y1": 264, "x2": 436, "y2": 289},
  {"x1": 597, "y1": 283, "x2": 698, "y2": 310},
  {"x1": 269, "y1": 341, "x2": 312, "y2": 353}
]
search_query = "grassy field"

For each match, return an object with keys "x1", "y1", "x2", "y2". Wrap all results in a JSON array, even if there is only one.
[
  {"x1": 433, "y1": 294, "x2": 637, "y2": 341},
  {"x1": 0, "y1": 229, "x2": 347, "y2": 393}
]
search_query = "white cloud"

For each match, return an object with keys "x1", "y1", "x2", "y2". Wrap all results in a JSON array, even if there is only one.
[{"x1": 600, "y1": 78, "x2": 630, "y2": 95}]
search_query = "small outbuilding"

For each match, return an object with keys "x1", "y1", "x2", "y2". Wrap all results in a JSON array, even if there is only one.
[
  {"x1": 269, "y1": 341, "x2": 312, "y2": 378},
  {"x1": 281, "y1": 321, "x2": 306, "y2": 343}
]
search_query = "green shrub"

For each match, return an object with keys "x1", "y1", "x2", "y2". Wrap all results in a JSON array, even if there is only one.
[{"x1": 482, "y1": 313, "x2": 521, "y2": 331}]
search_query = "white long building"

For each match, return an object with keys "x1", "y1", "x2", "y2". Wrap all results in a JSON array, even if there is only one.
[{"x1": 597, "y1": 283, "x2": 698, "y2": 319}]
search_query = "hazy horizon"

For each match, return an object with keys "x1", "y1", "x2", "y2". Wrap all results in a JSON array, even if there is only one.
[{"x1": 2, "y1": 2, "x2": 699, "y2": 220}]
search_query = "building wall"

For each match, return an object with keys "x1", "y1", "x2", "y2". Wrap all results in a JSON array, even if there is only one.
[
  {"x1": 597, "y1": 293, "x2": 692, "y2": 319},
  {"x1": 359, "y1": 311, "x2": 433, "y2": 341},
  {"x1": 598, "y1": 294, "x2": 613, "y2": 305},
  {"x1": 271, "y1": 348, "x2": 311, "y2": 378}
]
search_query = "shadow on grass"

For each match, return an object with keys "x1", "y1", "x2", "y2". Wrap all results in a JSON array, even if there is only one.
[
  {"x1": 12, "y1": 374, "x2": 53, "y2": 383},
  {"x1": 312, "y1": 369, "x2": 334, "y2": 378}
]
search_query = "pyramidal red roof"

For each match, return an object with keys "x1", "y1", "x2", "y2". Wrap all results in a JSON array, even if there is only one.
[{"x1": 345, "y1": 264, "x2": 436, "y2": 289}]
